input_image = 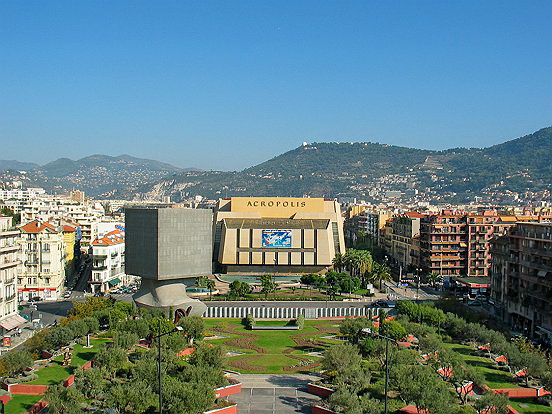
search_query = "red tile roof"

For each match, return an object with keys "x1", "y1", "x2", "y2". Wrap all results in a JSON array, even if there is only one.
[
  {"x1": 20, "y1": 221, "x2": 58, "y2": 234},
  {"x1": 92, "y1": 229, "x2": 124, "y2": 246},
  {"x1": 62, "y1": 225, "x2": 76, "y2": 232},
  {"x1": 404, "y1": 212, "x2": 425, "y2": 218}
]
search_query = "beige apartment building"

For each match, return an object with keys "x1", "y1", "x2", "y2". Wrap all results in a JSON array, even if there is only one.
[
  {"x1": 213, "y1": 197, "x2": 345, "y2": 274},
  {"x1": 18, "y1": 221, "x2": 66, "y2": 301}
]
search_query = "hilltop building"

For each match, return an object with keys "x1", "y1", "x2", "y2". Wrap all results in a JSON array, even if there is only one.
[{"x1": 213, "y1": 197, "x2": 345, "y2": 274}]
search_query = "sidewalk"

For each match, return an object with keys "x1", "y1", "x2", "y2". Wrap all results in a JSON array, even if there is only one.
[{"x1": 0, "y1": 323, "x2": 36, "y2": 356}]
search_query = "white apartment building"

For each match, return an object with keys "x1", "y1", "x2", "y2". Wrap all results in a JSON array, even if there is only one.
[
  {"x1": 91, "y1": 229, "x2": 126, "y2": 293},
  {"x1": 18, "y1": 221, "x2": 66, "y2": 301},
  {"x1": 20, "y1": 196, "x2": 105, "y2": 245},
  {"x1": 0, "y1": 216, "x2": 24, "y2": 335},
  {"x1": 0, "y1": 187, "x2": 46, "y2": 214}
]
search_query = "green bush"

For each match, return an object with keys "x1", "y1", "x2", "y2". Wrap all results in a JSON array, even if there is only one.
[
  {"x1": 296, "y1": 314, "x2": 305, "y2": 329},
  {"x1": 0, "y1": 350, "x2": 34, "y2": 376},
  {"x1": 243, "y1": 313, "x2": 256, "y2": 329}
]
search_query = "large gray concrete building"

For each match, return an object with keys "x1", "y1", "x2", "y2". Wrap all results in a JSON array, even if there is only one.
[{"x1": 125, "y1": 207, "x2": 213, "y2": 318}]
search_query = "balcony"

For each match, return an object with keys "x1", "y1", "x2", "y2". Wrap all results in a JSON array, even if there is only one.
[
  {"x1": 93, "y1": 265, "x2": 107, "y2": 271},
  {"x1": 0, "y1": 245, "x2": 18, "y2": 253}
]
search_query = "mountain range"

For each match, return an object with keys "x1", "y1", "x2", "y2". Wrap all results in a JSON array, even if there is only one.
[{"x1": 1, "y1": 126, "x2": 551, "y2": 202}]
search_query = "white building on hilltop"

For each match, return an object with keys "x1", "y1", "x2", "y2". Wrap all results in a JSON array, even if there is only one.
[{"x1": 91, "y1": 229, "x2": 126, "y2": 293}]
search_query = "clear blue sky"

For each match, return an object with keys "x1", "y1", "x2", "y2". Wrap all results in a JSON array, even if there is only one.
[{"x1": 1, "y1": 1, "x2": 552, "y2": 171}]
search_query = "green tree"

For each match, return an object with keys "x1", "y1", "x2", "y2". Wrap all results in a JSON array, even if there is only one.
[
  {"x1": 178, "y1": 364, "x2": 226, "y2": 388},
  {"x1": 94, "y1": 346, "x2": 128, "y2": 374},
  {"x1": 44, "y1": 384, "x2": 82, "y2": 414},
  {"x1": 75, "y1": 367, "x2": 105, "y2": 400},
  {"x1": 229, "y1": 280, "x2": 252, "y2": 298},
  {"x1": 450, "y1": 364, "x2": 485, "y2": 405},
  {"x1": 67, "y1": 319, "x2": 89, "y2": 338},
  {"x1": 322, "y1": 344, "x2": 363, "y2": 377},
  {"x1": 425, "y1": 271, "x2": 443, "y2": 288},
  {"x1": 112, "y1": 331, "x2": 139, "y2": 350},
  {"x1": 379, "y1": 320, "x2": 407, "y2": 341},
  {"x1": 332, "y1": 252, "x2": 345, "y2": 272},
  {"x1": 339, "y1": 317, "x2": 372, "y2": 345},
  {"x1": 162, "y1": 377, "x2": 215, "y2": 414},
  {"x1": 205, "y1": 278, "x2": 216, "y2": 300},
  {"x1": 0, "y1": 350, "x2": 33, "y2": 376},
  {"x1": 392, "y1": 364, "x2": 454, "y2": 413},
  {"x1": 105, "y1": 380, "x2": 156, "y2": 414},
  {"x1": 370, "y1": 262, "x2": 393, "y2": 290},
  {"x1": 260, "y1": 274, "x2": 277, "y2": 299},
  {"x1": 189, "y1": 344, "x2": 224, "y2": 370},
  {"x1": 178, "y1": 315, "x2": 204, "y2": 345},
  {"x1": 474, "y1": 392, "x2": 509, "y2": 414},
  {"x1": 418, "y1": 333, "x2": 443, "y2": 354},
  {"x1": 45, "y1": 326, "x2": 74, "y2": 349}
]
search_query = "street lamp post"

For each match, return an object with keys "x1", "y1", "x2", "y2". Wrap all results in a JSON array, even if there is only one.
[
  {"x1": 416, "y1": 268, "x2": 422, "y2": 301},
  {"x1": 154, "y1": 321, "x2": 183, "y2": 414},
  {"x1": 362, "y1": 327, "x2": 394, "y2": 414}
]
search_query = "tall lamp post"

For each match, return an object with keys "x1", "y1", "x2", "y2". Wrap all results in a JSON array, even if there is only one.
[
  {"x1": 416, "y1": 268, "x2": 422, "y2": 301},
  {"x1": 362, "y1": 327, "x2": 394, "y2": 414},
  {"x1": 153, "y1": 321, "x2": 183, "y2": 414}
]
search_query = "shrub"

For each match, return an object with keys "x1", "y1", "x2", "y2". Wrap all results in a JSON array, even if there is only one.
[
  {"x1": 243, "y1": 313, "x2": 256, "y2": 329},
  {"x1": 296, "y1": 314, "x2": 305, "y2": 329},
  {"x1": 0, "y1": 350, "x2": 34, "y2": 376}
]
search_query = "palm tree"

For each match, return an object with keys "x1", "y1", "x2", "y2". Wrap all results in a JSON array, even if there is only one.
[
  {"x1": 425, "y1": 272, "x2": 442, "y2": 289},
  {"x1": 370, "y1": 262, "x2": 393, "y2": 291},
  {"x1": 332, "y1": 252, "x2": 345, "y2": 272},
  {"x1": 205, "y1": 279, "x2": 216, "y2": 300}
]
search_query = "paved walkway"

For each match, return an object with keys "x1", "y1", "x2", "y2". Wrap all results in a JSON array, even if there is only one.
[
  {"x1": 233, "y1": 387, "x2": 320, "y2": 414},
  {"x1": 227, "y1": 374, "x2": 322, "y2": 414},
  {"x1": 228, "y1": 374, "x2": 321, "y2": 388}
]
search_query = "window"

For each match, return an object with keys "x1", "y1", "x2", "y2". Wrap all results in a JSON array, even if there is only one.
[
  {"x1": 45, "y1": 278, "x2": 50, "y2": 285},
  {"x1": 27, "y1": 278, "x2": 32, "y2": 285},
  {"x1": 43, "y1": 268, "x2": 49, "y2": 274},
  {"x1": 33, "y1": 277, "x2": 37, "y2": 284}
]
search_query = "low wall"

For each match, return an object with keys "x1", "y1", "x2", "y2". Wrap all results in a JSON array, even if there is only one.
[
  {"x1": 307, "y1": 383, "x2": 335, "y2": 398},
  {"x1": 204, "y1": 404, "x2": 238, "y2": 414},
  {"x1": 8, "y1": 384, "x2": 49, "y2": 396},
  {"x1": 493, "y1": 387, "x2": 551, "y2": 398},
  {"x1": 311, "y1": 404, "x2": 338, "y2": 414},
  {"x1": 250, "y1": 326, "x2": 299, "y2": 330},
  {"x1": 26, "y1": 399, "x2": 47, "y2": 414},
  {"x1": 215, "y1": 382, "x2": 242, "y2": 398},
  {"x1": 63, "y1": 375, "x2": 75, "y2": 387}
]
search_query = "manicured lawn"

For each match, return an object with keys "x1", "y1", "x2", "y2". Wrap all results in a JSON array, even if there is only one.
[
  {"x1": 510, "y1": 399, "x2": 552, "y2": 413},
  {"x1": 204, "y1": 319, "x2": 338, "y2": 374},
  {"x1": 443, "y1": 343, "x2": 519, "y2": 389},
  {"x1": 5, "y1": 395, "x2": 42, "y2": 414},
  {"x1": 30, "y1": 339, "x2": 109, "y2": 385}
]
